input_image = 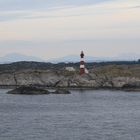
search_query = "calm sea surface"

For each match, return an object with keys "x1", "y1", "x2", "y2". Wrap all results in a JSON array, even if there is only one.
[{"x1": 0, "y1": 89, "x2": 140, "y2": 140}]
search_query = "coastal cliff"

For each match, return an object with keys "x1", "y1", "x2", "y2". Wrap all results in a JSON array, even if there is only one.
[{"x1": 0, "y1": 62, "x2": 140, "y2": 89}]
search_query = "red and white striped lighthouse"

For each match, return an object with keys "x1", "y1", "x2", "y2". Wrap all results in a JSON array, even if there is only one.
[{"x1": 80, "y1": 51, "x2": 85, "y2": 75}]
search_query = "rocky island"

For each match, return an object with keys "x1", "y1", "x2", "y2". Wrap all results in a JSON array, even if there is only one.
[
  {"x1": 7, "y1": 86, "x2": 71, "y2": 95},
  {"x1": 0, "y1": 61, "x2": 139, "y2": 91},
  {"x1": 7, "y1": 86, "x2": 50, "y2": 95}
]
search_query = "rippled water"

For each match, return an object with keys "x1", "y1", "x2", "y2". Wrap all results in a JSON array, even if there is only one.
[{"x1": 0, "y1": 89, "x2": 140, "y2": 140}]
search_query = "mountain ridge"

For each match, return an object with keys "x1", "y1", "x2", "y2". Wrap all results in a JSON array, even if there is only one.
[
  {"x1": 0, "y1": 53, "x2": 139, "y2": 63},
  {"x1": 0, "y1": 53, "x2": 44, "y2": 63}
]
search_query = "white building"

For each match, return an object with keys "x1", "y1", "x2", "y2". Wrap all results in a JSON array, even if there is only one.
[
  {"x1": 65, "y1": 67, "x2": 76, "y2": 72},
  {"x1": 85, "y1": 68, "x2": 89, "y2": 74}
]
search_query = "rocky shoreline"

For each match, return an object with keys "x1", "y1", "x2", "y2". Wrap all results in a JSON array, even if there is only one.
[
  {"x1": 0, "y1": 73, "x2": 140, "y2": 88},
  {"x1": 1, "y1": 85, "x2": 140, "y2": 92},
  {"x1": 0, "y1": 62, "x2": 139, "y2": 91}
]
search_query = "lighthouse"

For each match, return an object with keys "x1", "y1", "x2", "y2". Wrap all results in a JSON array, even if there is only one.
[{"x1": 80, "y1": 51, "x2": 85, "y2": 75}]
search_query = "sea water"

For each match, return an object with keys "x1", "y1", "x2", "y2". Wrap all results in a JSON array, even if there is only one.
[{"x1": 0, "y1": 89, "x2": 140, "y2": 140}]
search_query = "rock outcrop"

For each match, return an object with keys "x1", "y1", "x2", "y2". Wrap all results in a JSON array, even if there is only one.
[
  {"x1": 7, "y1": 86, "x2": 50, "y2": 95},
  {"x1": 0, "y1": 62, "x2": 140, "y2": 90},
  {"x1": 2, "y1": 71, "x2": 140, "y2": 90},
  {"x1": 53, "y1": 89, "x2": 71, "y2": 94},
  {"x1": 7, "y1": 86, "x2": 71, "y2": 95}
]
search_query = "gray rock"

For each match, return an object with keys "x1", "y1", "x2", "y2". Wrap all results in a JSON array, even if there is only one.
[
  {"x1": 0, "y1": 64, "x2": 140, "y2": 90},
  {"x1": 7, "y1": 86, "x2": 71, "y2": 95},
  {"x1": 53, "y1": 89, "x2": 71, "y2": 94},
  {"x1": 7, "y1": 86, "x2": 50, "y2": 95}
]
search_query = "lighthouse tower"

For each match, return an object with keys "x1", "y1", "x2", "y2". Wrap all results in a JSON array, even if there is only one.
[{"x1": 80, "y1": 51, "x2": 85, "y2": 75}]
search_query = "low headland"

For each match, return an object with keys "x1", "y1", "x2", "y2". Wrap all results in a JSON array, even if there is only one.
[{"x1": 0, "y1": 61, "x2": 140, "y2": 92}]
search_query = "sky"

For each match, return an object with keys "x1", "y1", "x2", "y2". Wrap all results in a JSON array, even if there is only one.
[{"x1": 0, "y1": 0, "x2": 140, "y2": 60}]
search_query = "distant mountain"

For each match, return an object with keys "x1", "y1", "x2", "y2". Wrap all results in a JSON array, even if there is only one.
[
  {"x1": 116, "y1": 53, "x2": 140, "y2": 61},
  {"x1": 0, "y1": 53, "x2": 139, "y2": 64},
  {"x1": 0, "y1": 53, "x2": 44, "y2": 63},
  {"x1": 48, "y1": 55, "x2": 109, "y2": 63},
  {"x1": 48, "y1": 53, "x2": 140, "y2": 63}
]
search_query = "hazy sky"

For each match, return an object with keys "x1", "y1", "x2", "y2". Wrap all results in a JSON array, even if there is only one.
[{"x1": 0, "y1": 0, "x2": 140, "y2": 59}]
